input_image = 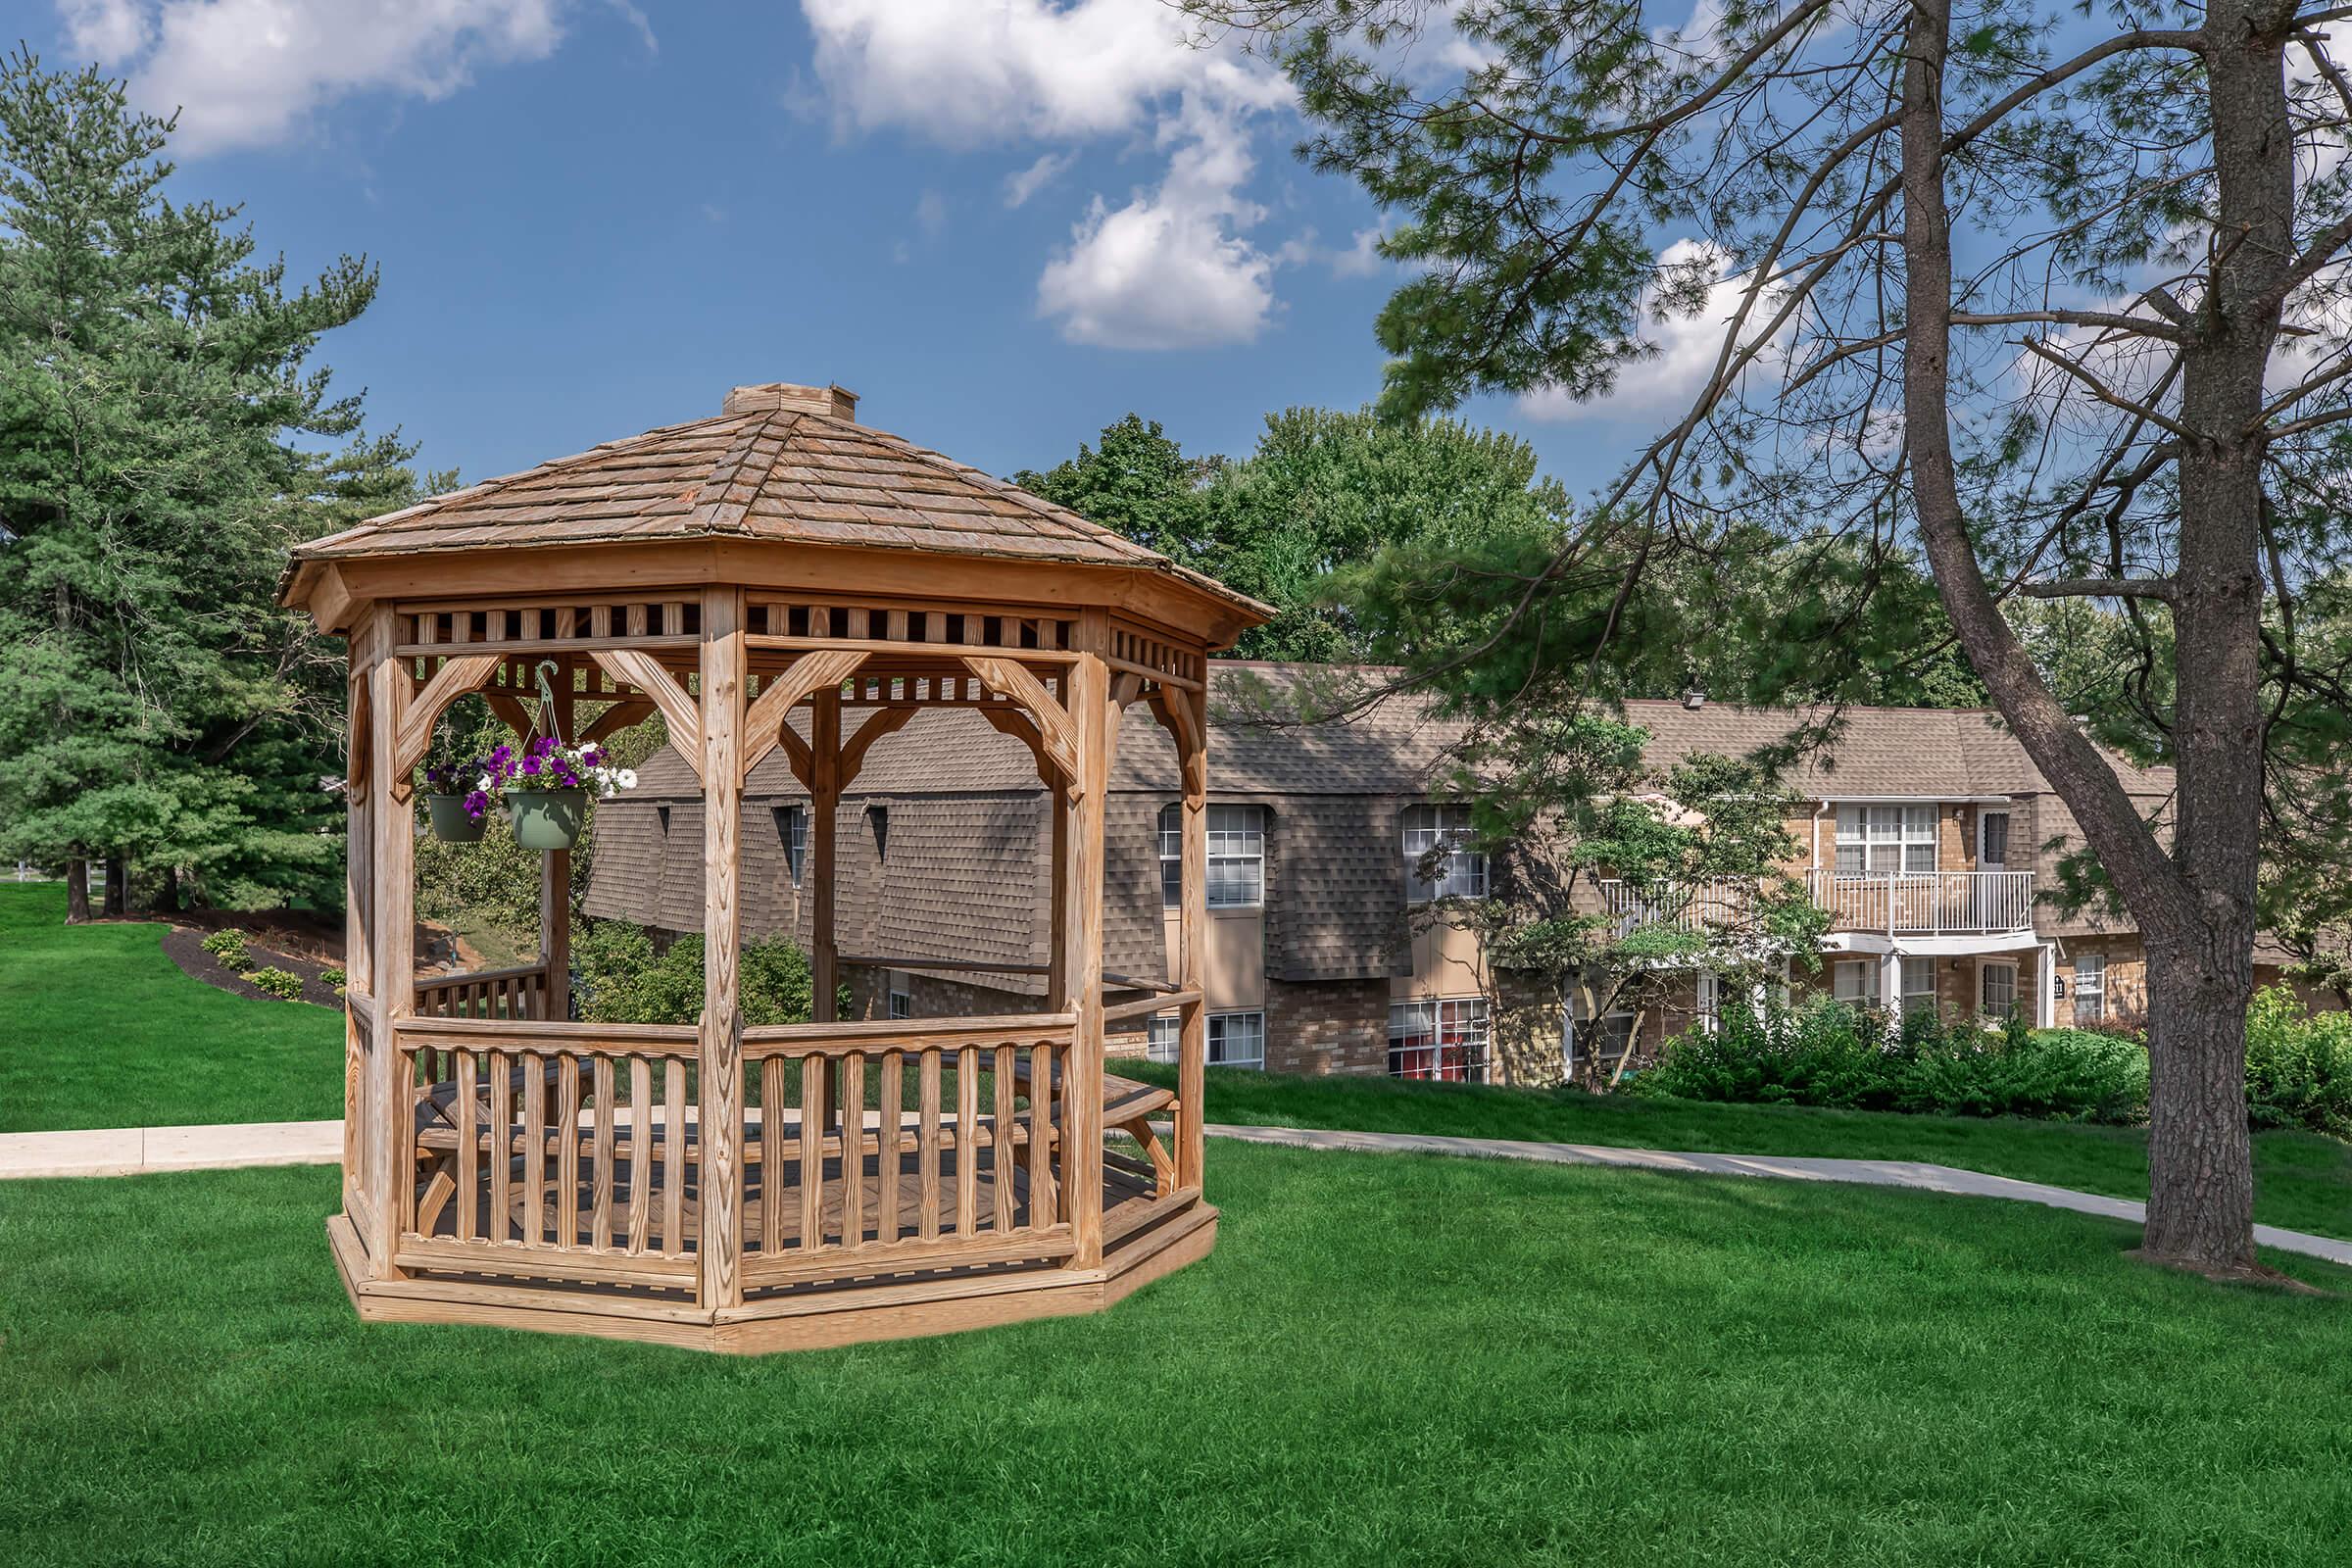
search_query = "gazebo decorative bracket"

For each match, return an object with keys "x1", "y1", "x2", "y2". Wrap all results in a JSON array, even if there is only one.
[
  {"x1": 962, "y1": 656, "x2": 1081, "y2": 787},
  {"x1": 590, "y1": 649, "x2": 704, "y2": 782},
  {"x1": 390, "y1": 652, "x2": 502, "y2": 799},
  {"x1": 741, "y1": 649, "x2": 868, "y2": 782}
]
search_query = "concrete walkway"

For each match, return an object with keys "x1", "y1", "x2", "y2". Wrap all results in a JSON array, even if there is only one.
[
  {"x1": 1208, "y1": 1123, "x2": 2352, "y2": 1268},
  {"x1": 5, "y1": 1114, "x2": 2346, "y2": 1269}
]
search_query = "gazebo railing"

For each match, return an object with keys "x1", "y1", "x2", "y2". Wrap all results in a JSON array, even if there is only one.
[
  {"x1": 415, "y1": 963, "x2": 551, "y2": 1022},
  {"x1": 739, "y1": 1013, "x2": 1077, "y2": 1290},
  {"x1": 393, "y1": 1017, "x2": 701, "y2": 1292},
  {"x1": 384, "y1": 1012, "x2": 1086, "y2": 1301}
]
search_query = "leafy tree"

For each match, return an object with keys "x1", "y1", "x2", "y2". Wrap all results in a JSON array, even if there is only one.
[
  {"x1": 1014, "y1": 414, "x2": 1221, "y2": 563},
  {"x1": 1424, "y1": 712, "x2": 1831, "y2": 1085},
  {"x1": 0, "y1": 50, "x2": 402, "y2": 919},
  {"x1": 1188, "y1": 0, "x2": 2352, "y2": 1275},
  {"x1": 1201, "y1": 406, "x2": 1569, "y2": 661}
]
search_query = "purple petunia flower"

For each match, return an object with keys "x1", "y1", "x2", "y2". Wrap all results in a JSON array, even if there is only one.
[{"x1": 521, "y1": 756, "x2": 542, "y2": 776}]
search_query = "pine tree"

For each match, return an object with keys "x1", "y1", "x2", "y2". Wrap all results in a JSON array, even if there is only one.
[{"x1": 0, "y1": 50, "x2": 416, "y2": 916}]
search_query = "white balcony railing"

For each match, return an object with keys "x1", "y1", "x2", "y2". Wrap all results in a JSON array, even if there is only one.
[
  {"x1": 1805, "y1": 869, "x2": 2034, "y2": 937},
  {"x1": 1595, "y1": 869, "x2": 2037, "y2": 942},
  {"x1": 1596, "y1": 878, "x2": 1760, "y2": 938}
]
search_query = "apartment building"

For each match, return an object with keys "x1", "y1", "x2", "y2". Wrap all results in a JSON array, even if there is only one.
[{"x1": 583, "y1": 666, "x2": 2239, "y2": 1087}]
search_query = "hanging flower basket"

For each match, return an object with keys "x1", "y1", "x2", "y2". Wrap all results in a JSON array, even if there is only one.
[
  {"x1": 424, "y1": 793, "x2": 488, "y2": 843},
  {"x1": 484, "y1": 733, "x2": 636, "y2": 853},
  {"x1": 508, "y1": 788, "x2": 589, "y2": 850}
]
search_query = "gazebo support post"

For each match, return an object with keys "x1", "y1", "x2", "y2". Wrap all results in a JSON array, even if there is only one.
[
  {"x1": 539, "y1": 674, "x2": 575, "y2": 1020},
  {"x1": 700, "y1": 587, "x2": 746, "y2": 1310},
  {"x1": 1062, "y1": 613, "x2": 1112, "y2": 1267},
  {"x1": 343, "y1": 613, "x2": 380, "y2": 1241},
  {"x1": 809, "y1": 688, "x2": 843, "y2": 1023},
  {"x1": 366, "y1": 603, "x2": 414, "y2": 1276},
  {"x1": 1177, "y1": 682, "x2": 1208, "y2": 1193}
]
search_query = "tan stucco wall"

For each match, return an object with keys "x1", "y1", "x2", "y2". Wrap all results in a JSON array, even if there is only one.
[{"x1": 1160, "y1": 907, "x2": 1264, "y2": 1009}]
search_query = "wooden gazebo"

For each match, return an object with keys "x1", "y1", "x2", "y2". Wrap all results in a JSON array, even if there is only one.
[{"x1": 282, "y1": 381, "x2": 1267, "y2": 1352}]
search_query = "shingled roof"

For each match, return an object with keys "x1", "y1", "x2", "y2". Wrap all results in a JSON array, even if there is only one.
[{"x1": 287, "y1": 381, "x2": 1267, "y2": 616}]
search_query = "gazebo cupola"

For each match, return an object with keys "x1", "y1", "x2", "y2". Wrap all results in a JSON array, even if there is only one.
[{"x1": 283, "y1": 381, "x2": 1268, "y2": 1352}]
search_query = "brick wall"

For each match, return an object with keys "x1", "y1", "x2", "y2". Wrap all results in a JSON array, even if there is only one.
[
  {"x1": 1263, "y1": 976, "x2": 1390, "y2": 1075},
  {"x1": 2055, "y1": 935, "x2": 2147, "y2": 1029}
]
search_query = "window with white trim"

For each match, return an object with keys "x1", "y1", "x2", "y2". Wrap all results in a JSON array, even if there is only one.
[
  {"x1": 1901, "y1": 956, "x2": 1937, "y2": 1017},
  {"x1": 1158, "y1": 806, "x2": 1183, "y2": 906},
  {"x1": 1150, "y1": 1011, "x2": 1263, "y2": 1066},
  {"x1": 1207, "y1": 1010, "x2": 1265, "y2": 1068},
  {"x1": 887, "y1": 976, "x2": 911, "y2": 1020},
  {"x1": 1695, "y1": 971, "x2": 1722, "y2": 1034},
  {"x1": 1159, "y1": 804, "x2": 1264, "y2": 908},
  {"x1": 1402, "y1": 805, "x2": 1487, "y2": 902},
  {"x1": 2073, "y1": 953, "x2": 2105, "y2": 1022},
  {"x1": 1979, "y1": 808, "x2": 2010, "y2": 866},
  {"x1": 1981, "y1": 960, "x2": 2019, "y2": 1018},
  {"x1": 1835, "y1": 805, "x2": 1937, "y2": 874},
  {"x1": 1390, "y1": 997, "x2": 1490, "y2": 1081},
  {"x1": 1833, "y1": 958, "x2": 1875, "y2": 1008},
  {"x1": 1565, "y1": 996, "x2": 1635, "y2": 1075},
  {"x1": 1147, "y1": 1013, "x2": 1179, "y2": 1063},
  {"x1": 775, "y1": 805, "x2": 808, "y2": 886}
]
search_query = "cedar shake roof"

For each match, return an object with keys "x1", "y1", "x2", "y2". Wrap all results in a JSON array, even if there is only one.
[{"x1": 288, "y1": 382, "x2": 1268, "y2": 619}]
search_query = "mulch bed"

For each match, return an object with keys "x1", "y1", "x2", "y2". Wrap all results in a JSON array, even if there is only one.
[
  {"x1": 160, "y1": 925, "x2": 346, "y2": 1010},
  {"x1": 169, "y1": 905, "x2": 343, "y2": 964}
]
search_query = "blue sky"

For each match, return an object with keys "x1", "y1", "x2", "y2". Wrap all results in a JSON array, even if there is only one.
[{"x1": 24, "y1": 2, "x2": 1698, "y2": 499}]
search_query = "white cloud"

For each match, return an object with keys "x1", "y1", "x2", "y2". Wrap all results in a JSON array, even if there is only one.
[
  {"x1": 1003, "y1": 149, "x2": 1074, "y2": 209},
  {"x1": 1036, "y1": 95, "x2": 1275, "y2": 349},
  {"x1": 1331, "y1": 224, "x2": 1389, "y2": 278},
  {"x1": 1518, "y1": 239, "x2": 1780, "y2": 422},
  {"x1": 799, "y1": 0, "x2": 1297, "y2": 350},
  {"x1": 55, "y1": 0, "x2": 571, "y2": 155}
]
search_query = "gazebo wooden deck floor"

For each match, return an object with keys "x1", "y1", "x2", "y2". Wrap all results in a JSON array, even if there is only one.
[{"x1": 289, "y1": 381, "x2": 1264, "y2": 1351}]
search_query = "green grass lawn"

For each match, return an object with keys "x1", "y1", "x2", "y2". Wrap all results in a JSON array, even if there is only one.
[
  {"x1": 2, "y1": 1148, "x2": 2347, "y2": 1567},
  {"x1": 0, "y1": 883, "x2": 342, "y2": 1132},
  {"x1": 1127, "y1": 1060, "x2": 2352, "y2": 1242}
]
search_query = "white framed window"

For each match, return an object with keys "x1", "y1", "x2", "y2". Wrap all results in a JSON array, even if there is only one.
[
  {"x1": 887, "y1": 975, "x2": 911, "y2": 1020},
  {"x1": 1157, "y1": 806, "x2": 1183, "y2": 906},
  {"x1": 1979, "y1": 808, "x2": 2010, "y2": 867},
  {"x1": 1402, "y1": 804, "x2": 1487, "y2": 902},
  {"x1": 1564, "y1": 997, "x2": 1635, "y2": 1075},
  {"x1": 1165, "y1": 804, "x2": 1263, "y2": 908},
  {"x1": 2073, "y1": 953, "x2": 2105, "y2": 1023},
  {"x1": 1390, "y1": 997, "x2": 1491, "y2": 1082},
  {"x1": 1835, "y1": 805, "x2": 1937, "y2": 874},
  {"x1": 1207, "y1": 1010, "x2": 1264, "y2": 1069},
  {"x1": 1833, "y1": 958, "x2": 1874, "y2": 1007},
  {"x1": 1900, "y1": 956, "x2": 1937, "y2": 1017},
  {"x1": 1695, "y1": 971, "x2": 1722, "y2": 1034},
  {"x1": 1203, "y1": 808, "x2": 1279, "y2": 906},
  {"x1": 1981, "y1": 960, "x2": 2019, "y2": 1018},
  {"x1": 775, "y1": 805, "x2": 808, "y2": 886},
  {"x1": 1146, "y1": 1013, "x2": 1180, "y2": 1063}
]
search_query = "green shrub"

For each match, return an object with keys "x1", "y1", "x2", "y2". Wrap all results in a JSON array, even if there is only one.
[
  {"x1": 1639, "y1": 1000, "x2": 2149, "y2": 1124},
  {"x1": 241, "y1": 966, "x2": 305, "y2": 1001},
  {"x1": 201, "y1": 928, "x2": 250, "y2": 969},
  {"x1": 2244, "y1": 986, "x2": 2352, "y2": 1138},
  {"x1": 318, "y1": 965, "x2": 346, "y2": 990},
  {"x1": 574, "y1": 920, "x2": 841, "y2": 1026}
]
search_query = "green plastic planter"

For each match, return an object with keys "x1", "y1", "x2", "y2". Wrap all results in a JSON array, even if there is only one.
[
  {"x1": 508, "y1": 788, "x2": 588, "y2": 851},
  {"x1": 424, "y1": 794, "x2": 487, "y2": 844}
]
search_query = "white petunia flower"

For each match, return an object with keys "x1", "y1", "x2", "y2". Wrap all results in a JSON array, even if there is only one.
[{"x1": 616, "y1": 769, "x2": 638, "y2": 791}]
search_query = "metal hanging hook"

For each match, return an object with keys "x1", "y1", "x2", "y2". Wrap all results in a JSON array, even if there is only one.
[{"x1": 533, "y1": 659, "x2": 564, "y2": 745}]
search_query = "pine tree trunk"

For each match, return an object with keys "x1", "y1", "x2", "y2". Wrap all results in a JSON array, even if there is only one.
[
  {"x1": 2141, "y1": 943, "x2": 2258, "y2": 1269},
  {"x1": 103, "y1": 856, "x2": 126, "y2": 917},
  {"x1": 65, "y1": 858, "x2": 91, "y2": 923}
]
